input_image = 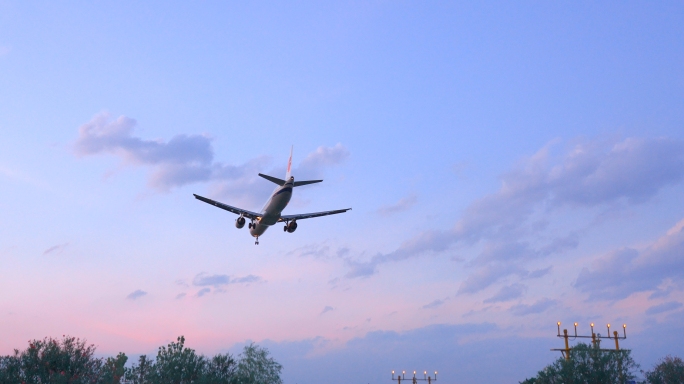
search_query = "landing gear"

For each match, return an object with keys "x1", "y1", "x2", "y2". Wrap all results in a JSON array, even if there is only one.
[
  {"x1": 283, "y1": 224, "x2": 288, "y2": 231},
  {"x1": 255, "y1": 237, "x2": 259, "y2": 245}
]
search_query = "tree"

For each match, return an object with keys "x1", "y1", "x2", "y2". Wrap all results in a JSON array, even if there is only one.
[
  {"x1": 643, "y1": 356, "x2": 684, "y2": 384},
  {"x1": 149, "y1": 336, "x2": 208, "y2": 383},
  {"x1": 520, "y1": 343, "x2": 639, "y2": 384},
  {"x1": 100, "y1": 353, "x2": 128, "y2": 384},
  {"x1": 0, "y1": 335, "x2": 127, "y2": 384},
  {"x1": 125, "y1": 355, "x2": 155, "y2": 384},
  {"x1": 203, "y1": 353, "x2": 238, "y2": 383},
  {"x1": 124, "y1": 336, "x2": 238, "y2": 384},
  {"x1": 235, "y1": 343, "x2": 283, "y2": 384},
  {"x1": 0, "y1": 350, "x2": 22, "y2": 383},
  {"x1": 1, "y1": 335, "x2": 280, "y2": 384}
]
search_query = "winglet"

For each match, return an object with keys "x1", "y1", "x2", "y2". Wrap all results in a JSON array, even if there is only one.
[{"x1": 286, "y1": 146, "x2": 293, "y2": 179}]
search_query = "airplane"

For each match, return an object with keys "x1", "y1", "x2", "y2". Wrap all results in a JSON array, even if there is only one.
[{"x1": 193, "y1": 147, "x2": 351, "y2": 245}]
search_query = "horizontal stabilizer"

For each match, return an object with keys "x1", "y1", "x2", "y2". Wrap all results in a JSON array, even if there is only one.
[
  {"x1": 258, "y1": 173, "x2": 286, "y2": 186},
  {"x1": 293, "y1": 179, "x2": 323, "y2": 187}
]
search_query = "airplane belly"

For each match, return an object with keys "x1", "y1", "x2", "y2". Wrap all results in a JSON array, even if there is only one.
[
  {"x1": 260, "y1": 192, "x2": 291, "y2": 225},
  {"x1": 250, "y1": 224, "x2": 268, "y2": 237}
]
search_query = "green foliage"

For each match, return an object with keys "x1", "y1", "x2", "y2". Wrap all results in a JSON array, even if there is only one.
[
  {"x1": 0, "y1": 335, "x2": 127, "y2": 384},
  {"x1": 0, "y1": 335, "x2": 282, "y2": 384},
  {"x1": 150, "y1": 336, "x2": 209, "y2": 383},
  {"x1": 204, "y1": 353, "x2": 239, "y2": 383},
  {"x1": 123, "y1": 337, "x2": 281, "y2": 384},
  {"x1": 124, "y1": 336, "x2": 237, "y2": 384},
  {"x1": 100, "y1": 353, "x2": 128, "y2": 384},
  {"x1": 235, "y1": 343, "x2": 282, "y2": 384},
  {"x1": 124, "y1": 355, "x2": 154, "y2": 384},
  {"x1": 520, "y1": 343, "x2": 639, "y2": 384},
  {"x1": 0, "y1": 350, "x2": 22, "y2": 383},
  {"x1": 643, "y1": 356, "x2": 684, "y2": 384}
]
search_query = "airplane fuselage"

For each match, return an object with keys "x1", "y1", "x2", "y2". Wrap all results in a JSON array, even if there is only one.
[
  {"x1": 193, "y1": 147, "x2": 350, "y2": 245},
  {"x1": 249, "y1": 178, "x2": 294, "y2": 237}
]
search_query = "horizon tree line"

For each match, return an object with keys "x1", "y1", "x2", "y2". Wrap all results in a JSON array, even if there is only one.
[{"x1": 0, "y1": 335, "x2": 282, "y2": 384}]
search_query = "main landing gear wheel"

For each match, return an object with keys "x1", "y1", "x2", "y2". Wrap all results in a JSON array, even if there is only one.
[{"x1": 283, "y1": 225, "x2": 287, "y2": 231}]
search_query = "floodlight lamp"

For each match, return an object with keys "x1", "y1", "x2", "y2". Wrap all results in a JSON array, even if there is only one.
[
  {"x1": 557, "y1": 321, "x2": 561, "y2": 325},
  {"x1": 623, "y1": 324, "x2": 626, "y2": 328},
  {"x1": 574, "y1": 322, "x2": 578, "y2": 326},
  {"x1": 591, "y1": 323, "x2": 594, "y2": 327}
]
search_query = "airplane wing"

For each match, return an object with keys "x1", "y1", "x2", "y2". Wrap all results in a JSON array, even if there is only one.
[
  {"x1": 279, "y1": 208, "x2": 351, "y2": 221},
  {"x1": 193, "y1": 194, "x2": 261, "y2": 220}
]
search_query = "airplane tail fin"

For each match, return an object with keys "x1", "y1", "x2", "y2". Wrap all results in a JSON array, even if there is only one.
[
  {"x1": 286, "y1": 146, "x2": 293, "y2": 180},
  {"x1": 258, "y1": 147, "x2": 322, "y2": 186}
]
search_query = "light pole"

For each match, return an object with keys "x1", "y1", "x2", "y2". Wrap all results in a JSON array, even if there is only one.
[
  {"x1": 552, "y1": 321, "x2": 628, "y2": 360},
  {"x1": 391, "y1": 370, "x2": 437, "y2": 384}
]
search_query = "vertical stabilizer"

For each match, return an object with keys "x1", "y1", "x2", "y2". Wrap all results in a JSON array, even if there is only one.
[{"x1": 286, "y1": 146, "x2": 293, "y2": 179}]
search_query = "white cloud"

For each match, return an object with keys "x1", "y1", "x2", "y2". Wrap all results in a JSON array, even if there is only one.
[
  {"x1": 645, "y1": 301, "x2": 683, "y2": 315},
  {"x1": 574, "y1": 218, "x2": 684, "y2": 300},
  {"x1": 192, "y1": 272, "x2": 262, "y2": 288},
  {"x1": 344, "y1": 137, "x2": 684, "y2": 297},
  {"x1": 299, "y1": 143, "x2": 349, "y2": 170},
  {"x1": 510, "y1": 298, "x2": 557, "y2": 316},
  {"x1": 422, "y1": 298, "x2": 448, "y2": 309},
  {"x1": 74, "y1": 113, "x2": 349, "y2": 205},
  {"x1": 484, "y1": 283, "x2": 527, "y2": 303},
  {"x1": 74, "y1": 113, "x2": 214, "y2": 191}
]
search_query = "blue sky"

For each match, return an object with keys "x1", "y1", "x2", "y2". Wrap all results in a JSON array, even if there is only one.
[{"x1": 1, "y1": 1, "x2": 684, "y2": 383}]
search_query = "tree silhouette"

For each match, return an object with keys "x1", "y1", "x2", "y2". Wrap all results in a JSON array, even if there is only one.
[
  {"x1": 643, "y1": 355, "x2": 684, "y2": 384},
  {"x1": 520, "y1": 342, "x2": 638, "y2": 384}
]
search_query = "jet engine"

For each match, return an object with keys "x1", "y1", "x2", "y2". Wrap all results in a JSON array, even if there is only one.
[
  {"x1": 286, "y1": 220, "x2": 298, "y2": 233},
  {"x1": 235, "y1": 216, "x2": 246, "y2": 229}
]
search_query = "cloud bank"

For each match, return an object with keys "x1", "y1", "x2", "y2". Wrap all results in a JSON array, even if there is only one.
[
  {"x1": 74, "y1": 112, "x2": 349, "y2": 204},
  {"x1": 344, "y1": 137, "x2": 684, "y2": 299},
  {"x1": 574, "y1": 218, "x2": 684, "y2": 300},
  {"x1": 188, "y1": 272, "x2": 263, "y2": 297}
]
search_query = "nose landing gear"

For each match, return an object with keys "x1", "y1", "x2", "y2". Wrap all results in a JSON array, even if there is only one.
[{"x1": 255, "y1": 237, "x2": 259, "y2": 245}]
